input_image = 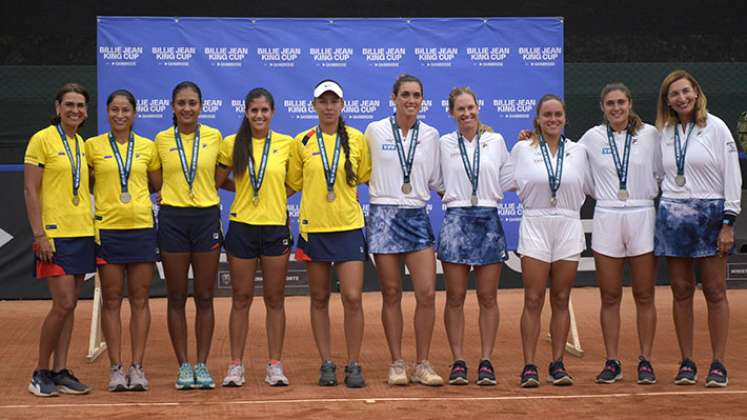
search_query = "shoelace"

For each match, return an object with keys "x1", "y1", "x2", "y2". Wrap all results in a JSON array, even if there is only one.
[
  {"x1": 639, "y1": 365, "x2": 653, "y2": 373},
  {"x1": 710, "y1": 368, "x2": 724, "y2": 376}
]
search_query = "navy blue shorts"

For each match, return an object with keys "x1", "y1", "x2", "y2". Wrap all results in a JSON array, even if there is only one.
[
  {"x1": 34, "y1": 236, "x2": 96, "y2": 279},
  {"x1": 224, "y1": 221, "x2": 292, "y2": 259},
  {"x1": 97, "y1": 228, "x2": 159, "y2": 265},
  {"x1": 655, "y1": 198, "x2": 733, "y2": 257},
  {"x1": 366, "y1": 204, "x2": 435, "y2": 254},
  {"x1": 157, "y1": 205, "x2": 222, "y2": 253},
  {"x1": 295, "y1": 229, "x2": 367, "y2": 262},
  {"x1": 437, "y1": 207, "x2": 508, "y2": 266}
]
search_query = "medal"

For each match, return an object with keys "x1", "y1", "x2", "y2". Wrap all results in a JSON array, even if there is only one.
[
  {"x1": 539, "y1": 135, "x2": 565, "y2": 208},
  {"x1": 248, "y1": 132, "x2": 272, "y2": 205},
  {"x1": 189, "y1": 189, "x2": 196, "y2": 200},
  {"x1": 55, "y1": 125, "x2": 81, "y2": 206},
  {"x1": 673, "y1": 121, "x2": 695, "y2": 189},
  {"x1": 316, "y1": 127, "x2": 342, "y2": 204},
  {"x1": 390, "y1": 116, "x2": 420, "y2": 195},
  {"x1": 120, "y1": 192, "x2": 132, "y2": 203},
  {"x1": 174, "y1": 125, "x2": 201, "y2": 197},
  {"x1": 108, "y1": 131, "x2": 135, "y2": 207},
  {"x1": 606, "y1": 126, "x2": 632, "y2": 201},
  {"x1": 457, "y1": 131, "x2": 481, "y2": 207}
]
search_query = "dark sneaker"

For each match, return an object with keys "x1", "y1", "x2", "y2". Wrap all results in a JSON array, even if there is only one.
[
  {"x1": 28, "y1": 369, "x2": 59, "y2": 397},
  {"x1": 476, "y1": 360, "x2": 497, "y2": 386},
  {"x1": 319, "y1": 360, "x2": 337, "y2": 386},
  {"x1": 637, "y1": 357, "x2": 657, "y2": 385},
  {"x1": 520, "y1": 364, "x2": 540, "y2": 388},
  {"x1": 448, "y1": 360, "x2": 468, "y2": 385},
  {"x1": 344, "y1": 362, "x2": 366, "y2": 388},
  {"x1": 547, "y1": 360, "x2": 574, "y2": 386},
  {"x1": 595, "y1": 359, "x2": 622, "y2": 384},
  {"x1": 51, "y1": 369, "x2": 90, "y2": 394},
  {"x1": 674, "y1": 358, "x2": 697, "y2": 385},
  {"x1": 705, "y1": 361, "x2": 728, "y2": 388}
]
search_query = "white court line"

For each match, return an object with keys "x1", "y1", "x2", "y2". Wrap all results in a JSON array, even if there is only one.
[{"x1": 3, "y1": 389, "x2": 747, "y2": 409}]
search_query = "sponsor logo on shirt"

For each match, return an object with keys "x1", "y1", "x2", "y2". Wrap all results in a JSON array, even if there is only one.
[
  {"x1": 104, "y1": 155, "x2": 113, "y2": 159},
  {"x1": 382, "y1": 144, "x2": 397, "y2": 151}
]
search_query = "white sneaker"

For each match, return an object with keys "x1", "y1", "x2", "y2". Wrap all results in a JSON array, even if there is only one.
[
  {"x1": 387, "y1": 359, "x2": 409, "y2": 385},
  {"x1": 265, "y1": 361, "x2": 289, "y2": 386},
  {"x1": 108, "y1": 365, "x2": 128, "y2": 392},
  {"x1": 127, "y1": 364, "x2": 149, "y2": 391},
  {"x1": 410, "y1": 360, "x2": 444, "y2": 386},
  {"x1": 222, "y1": 363, "x2": 245, "y2": 387}
]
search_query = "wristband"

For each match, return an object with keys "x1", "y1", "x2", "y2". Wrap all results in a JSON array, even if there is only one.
[{"x1": 723, "y1": 214, "x2": 736, "y2": 226}]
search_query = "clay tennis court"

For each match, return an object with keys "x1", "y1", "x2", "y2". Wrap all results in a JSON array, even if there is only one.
[{"x1": 1, "y1": 286, "x2": 745, "y2": 419}]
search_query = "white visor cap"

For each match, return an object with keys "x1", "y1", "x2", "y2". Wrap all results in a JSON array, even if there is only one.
[{"x1": 313, "y1": 80, "x2": 344, "y2": 99}]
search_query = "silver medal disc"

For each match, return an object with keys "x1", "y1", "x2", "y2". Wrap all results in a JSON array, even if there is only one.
[
  {"x1": 675, "y1": 175, "x2": 686, "y2": 187},
  {"x1": 72, "y1": 195, "x2": 80, "y2": 206},
  {"x1": 327, "y1": 191, "x2": 336, "y2": 202},
  {"x1": 617, "y1": 190, "x2": 629, "y2": 201},
  {"x1": 470, "y1": 194, "x2": 479, "y2": 206},
  {"x1": 120, "y1": 192, "x2": 131, "y2": 204},
  {"x1": 550, "y1": 196, "x2": 558, "y2": 207},
  {"x1": 401, "y1": 182, "x2": 412, "y2": 194}
]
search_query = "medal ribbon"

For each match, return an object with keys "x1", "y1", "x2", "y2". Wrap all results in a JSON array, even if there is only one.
[
  {"x1": 56, "y1": 124, "x2": 81, "y2": 198},
  {"x1": 248, "y1": 132, "x2": 272, "y2": 197},
  {"x1": 457, "y1": 131, "x2": 481, "y2": 197},
  {"x1": 539, "y1": 135, "x2": 565, "y2": 198},
  {"x1": 605, "y1": 125, "x2": 632, "y2": 192},
  {"x1": 674, "y1": 121, "x2": 695, "y2": 178},
  {"x1": 316, "y1": 127, "x2": 341, "y2": 194},
  {"x1": 389, "y1": 116, "x2": 419, "y2": 185},
  {"x1": 108, "y1": 131, "x2": 134, "y2": 194},
  {"x1": 173, "y1": 125, "x2": 201, "y2": 193}
]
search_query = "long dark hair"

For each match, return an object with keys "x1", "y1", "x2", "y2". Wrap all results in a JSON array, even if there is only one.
[
  {"x1": 51, "y1": 82, "x2": 90, "y2": 128},
  {"x1": 392, "y1": 73, "x2": 423, "y2": 97},
  {"x1": 232, "y1": 88, "x2": 275, "y2": 175},
  {"x1": 171, "y1": 81, "x2": 202, "y2": 126},
  {"x1": 106, "y1": 89, "x2": 137, "y2": 131},
  {"x1": 530, "y1": 94, "x2": 566, "y2": 146},
  {"x1": 337, "y1": 116, "x2": 356, "y2": 186}
]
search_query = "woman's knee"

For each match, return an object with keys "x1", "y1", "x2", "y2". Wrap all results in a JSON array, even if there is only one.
[{"x1": 476, "y1": 290, "x2": 497, "y2": 309}]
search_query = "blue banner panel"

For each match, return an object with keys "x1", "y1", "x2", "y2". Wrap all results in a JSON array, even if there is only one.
[{"x1": 97, "y1": 17, "x2": 564, "y2": 251}]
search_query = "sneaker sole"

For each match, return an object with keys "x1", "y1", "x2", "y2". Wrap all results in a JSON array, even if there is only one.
[
  {"x1": 520, "y1": 378, "x2": 540, "y2": 388},
  {"x1": 192, "y1": 383, "x2": 216, "y2": 389},
  {"x1": 476, "y1": 378, "x2": 497, "y2": 386},
  {"x1": 128, "y1": 383, "x2": 148, "y2": 391},
  {"x1": 27, "y1": 383, "x2": 59, "y2": 397},
  {"x1": 674, "y1": 377, "x2": 697, "y2": 385},
  {"x1": 448, "y1": 377, "x2": 469, "y2": 385},
  {"x1": 548, "y1": 376, "x2": 574, "y2": 386},
  {"x1": 319, "y1": 379, "x2": 337, "y2": 386},
  {"x1": 595, "y1": 373, "x2": 622, "y2": 384},
  {"x1": 175, "y1": 383, "x2": 193, "y2": 390},
  {"x1": 108, "y1": 384, "x2": 128, "y2": 392},
  {"x1": 387, "y1": 376, "x2": 409, "y2": 386},
  {"x1": 222, "y1": 380, "x2": 244, "y2": 387},
  {"x1": 345, "y1": 380, "x2": 366, "y2": 388},
  {"x1": 705, "y1": 379, "x2": 728, "y2": 388},
  {"x1": 265, "y1": 377, "x2": 289, "y2": 386},
  {"x1": 637, "y1": 377, "x2": 657, "y2": 385},
  {"x1": 412, "y1": 378, "x2": 444, "y2": 386},
  {"x1": 57, "y1": 385, "x2": 90, "y2": 395}
]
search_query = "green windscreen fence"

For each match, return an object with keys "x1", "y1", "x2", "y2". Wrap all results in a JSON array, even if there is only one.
[{"x1": 1, "y1": 63, "x2": 746, "y2": 163}]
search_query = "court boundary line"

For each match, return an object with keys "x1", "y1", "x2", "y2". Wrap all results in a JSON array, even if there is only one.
[{"x1": 4, "y1": 389, "x2": 747, "y2": 409}]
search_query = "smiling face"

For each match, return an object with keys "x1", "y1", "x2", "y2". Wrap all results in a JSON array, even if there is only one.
[
  {"x1": 450, "y1": 93, "x2": 479, "y2": 135},
  {"x1": 601, "y1": 89, "x2": 631, "y2": 130},
  {"x1": 245, "y1": 96, "x2": 274, "y2": 135},
  {"x1": 55, "y1": 92, "x2": 88, "y2": 129},
  {"x1": 172, "y1": 87, "x2": 201, "y2": 128},
  {"x1": 537, "y1": 98, "x2": 566, "y2": 138},
  {"x1": 107, "y1": 95, "x2": 135, "y2": 133},
  {"x1": 666, "y1": 77, "x2": 699, "y2": 120},
  {"x1": 392, "y1": 81, "x2": 423, "y2": 119},
  {"x1": 313, "y1": 91, "x2": 343, "y2": 127}
]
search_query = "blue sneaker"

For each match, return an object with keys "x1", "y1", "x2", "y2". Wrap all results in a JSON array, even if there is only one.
[
  {"x1": 674, "y1": 358, "x2": 697, "y2": 385},
  {"x1": 28, "y1": 369, "x2": 59, "y2": 397},
  {"x1": 51, "y1": 369, "x2": 90, "y2": 394},
  {"x1": 175, "y1": 362, "x2": 194, "y2": 390},
  {"x1": 520, "y1": 364, "x2": 540, "y2": 388},
  {"x1": 547, "y1": 360, "x2": 574, "y2": 386},
  {"x1": 705, "y1": 361, "x2": 728, "y2": 388},
  {"x1": 193, "y1": 362, "x2": 215, "y2": 389},
  {"x1": 319, "y1": 360, "x2": 337, "y2": 386},
  {"x1": 637, "y1": 357, "x2": 657, "y2": 385},
  {"x1": 595, "y1": 359, "x2": 622, "y2": 384}
]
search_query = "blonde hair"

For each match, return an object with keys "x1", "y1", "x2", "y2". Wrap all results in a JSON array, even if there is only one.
[
  {"x1": 530, "y1": 94, "x2": 565, "y2": 146},
  {"x1": 600, "y1": 82, "x2": 643, "y2": 135},
  {"x1": 447, "y1": 86, "x2": 492, "y2": 134},
  {"x1": 655, "y1": 69, "x2": 708, "y2": 130}
]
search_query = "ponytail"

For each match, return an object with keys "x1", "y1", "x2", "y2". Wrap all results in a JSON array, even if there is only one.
[
  {"x1": 337, "y1": 116, "x2": 357, "y2": 186},
  {"x1": 232, "y1": 88, "x2": 275, "y2": 175}
]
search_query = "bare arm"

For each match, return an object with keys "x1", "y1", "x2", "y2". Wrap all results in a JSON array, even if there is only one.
[{"x1": 24, "y1": 164, "x2": 53, "y2": 262}]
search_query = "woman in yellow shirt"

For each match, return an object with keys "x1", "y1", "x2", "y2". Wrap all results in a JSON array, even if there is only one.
[
  {"x1": 214, "y1": 88, "x2": 294, "y2": 387},
  {"x1": 154, "y1": 81, "x2": 223, "y2": 390},
  {"x1": 24, "y1": 83, "x2": 95, "y2": 397},
  {"x1": 287, "y1": 80, "x2": 371, "y2": 388},
  {"x1": 85, "y1": 89, "x2": 160, "y2": 392}
]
